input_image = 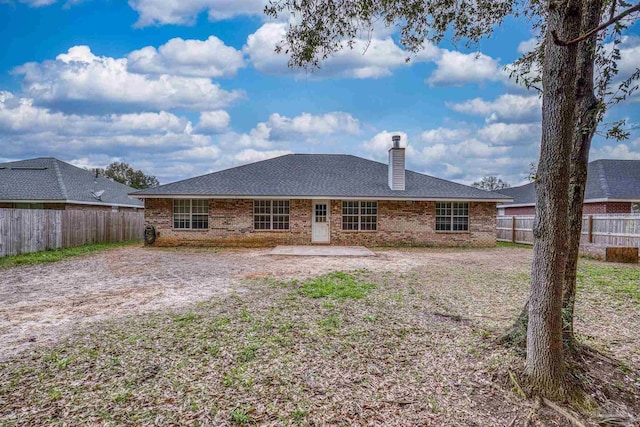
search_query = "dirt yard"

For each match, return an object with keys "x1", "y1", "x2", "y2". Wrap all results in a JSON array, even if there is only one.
[
  {"x1": 0, "y1": 245, "x2": 530, "y2": 361},
  {"x1": 0, "y1": 245, "x2": 638, "y2": 425}
]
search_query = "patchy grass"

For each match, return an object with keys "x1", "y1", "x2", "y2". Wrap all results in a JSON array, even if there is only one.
[
  {"x1": 297, "y1": 271, "x2": 377, "y2": 299},
  {"x1": 0, "y1": 253, "x2": 638, "y2": 426},
  {"x1": 577, "y1": 263, "x2": 640, "y2": 302},
  {"x1": 0, "y1": 240, "x2": 141, "y2": 270},
  {"x1": 496, "y1": 241, "x2": 532, "y2": 249}
]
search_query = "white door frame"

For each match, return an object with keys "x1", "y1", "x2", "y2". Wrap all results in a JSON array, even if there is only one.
[{"x1": 312, "y1": 200, "x2": 330, "y2": 243}]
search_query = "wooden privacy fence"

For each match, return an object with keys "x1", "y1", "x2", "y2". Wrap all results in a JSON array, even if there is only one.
[
  {"x1": 497, "y1": 214, "x2": 640, "y2": 247},
  {"x1": 0, "y1": 208, "x2": 144, "y2": 257}
]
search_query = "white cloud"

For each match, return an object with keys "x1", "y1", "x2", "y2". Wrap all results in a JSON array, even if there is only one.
[
  {"x1": 443, "y1": 163, "x2": 463, "y2": 177},
  {"x1": 361, "y1": 130, "x2": 408, "y2": 157},
  {"x1": 603, "y1": 36, "x2": 640, "y2": 78},
  {"x1": 427, "y1": 50, "x2": 505, "y2": 86},
  {"x1": 0, "y1": 91, "x2": 300, "y2": 184},
  {"x1": 447, "y1": 94, "x2": 542, "y2": 123},
  {"x1": 267, "y1": 112, "x2": 360, "y2": 139},
  {"x1": 591, "y1": 143, "x2": 640, "y2": 160},
  {"x1": 128, "y1": 0, "x2": 266, "y2": 27},
  {"x1": 232, "y1": 149, "x2": 293, "y2": 164},
  {"x1": 517, "y1": 38, "x2": 539, "y2": 54},
  {"x1": 477, "y1": 123, "x2": 540, "y2": 145},
  {"x1": 212, "y1": 111, "x2": 360, "y2": 150},
  {"x1": 14, "y1": 45, "x2": 243, "y2": 113},
  {"x1": 16, "y1": 0, "x2": 57, "y2": 6},
  {"x1": 217, "y1": 125, "x2": 273, "y2": 150},
  {"x1": 402, "y1": 119, "x2": 542, "y2": 185},
  {"x1": 0, "y1": 91, "x2": 190, "y2": 136},
  {"x1": 420, "y1": 127, "x2": 472, "y2": 144},
  {"x1": 195, "y1": 110, "x2": 231, "y2": 134},
  {"x1": 245, "y1": 22, "x2": 439, "y2": 79},
  {"x1": 410, "y1": 136, "x2": 523, "y2": 184},
  {"x1": 127, "y1": 36, "x2": 245, "y2": 78}
]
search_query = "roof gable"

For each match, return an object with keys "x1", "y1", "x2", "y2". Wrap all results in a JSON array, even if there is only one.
[
  {"x1": 0, "y1": 157, "x2": 143, "y2": 207},
  {"x1": 497, "y1": 159, "x2": 640, "y2": 206}
]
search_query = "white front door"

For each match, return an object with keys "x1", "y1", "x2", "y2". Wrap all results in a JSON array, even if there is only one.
[{"x1": 312, "y1": 200, "x2": 330, "y2": 243}]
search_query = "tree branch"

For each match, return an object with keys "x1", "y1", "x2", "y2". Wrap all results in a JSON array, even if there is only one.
[{"x1": 552, "y1": 2, "x2": 640, "y2": 46}]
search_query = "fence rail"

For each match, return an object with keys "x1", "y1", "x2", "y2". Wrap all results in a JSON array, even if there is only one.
[
  {"x1": 497, "y1": 214, "x2": 640, "y2": 247},
  {"x1": 0, "y1": 208, "x2": 144, "y2": 257}
]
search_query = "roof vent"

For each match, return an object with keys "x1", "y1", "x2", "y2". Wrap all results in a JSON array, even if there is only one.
[
  {"x1": 91, "y1": 190, "x2": 105, "y2": 201},
  {"x1": 388, "y1": 134, "x2": 405, "y2": 191}
]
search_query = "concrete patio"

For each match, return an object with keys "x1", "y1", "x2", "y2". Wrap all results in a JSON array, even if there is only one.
[{"x1": 269, "y1": 245, "x2": 376, "y2": 257}]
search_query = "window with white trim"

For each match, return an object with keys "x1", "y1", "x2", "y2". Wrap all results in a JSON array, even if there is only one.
[
  {"x1": 254, "y1": 200, "x2": 290, "y2": 230},
  {"x1": 173, "y1": 199, "x2": 209, "y2": 229},
  {"x1": 342, "y1": 201, "x2": 377, "y2": 231},
  {"x1": 435, "y1": 202, "x2": 469, "y2": 231}
]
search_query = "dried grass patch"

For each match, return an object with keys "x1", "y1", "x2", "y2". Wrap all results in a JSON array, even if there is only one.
[{"x1": 0, "y1": 249, "x2": 638, "y2": 426}]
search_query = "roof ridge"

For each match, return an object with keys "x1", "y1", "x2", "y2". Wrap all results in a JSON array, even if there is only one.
[{"x1": 51, "y1": 158, "x2": 69, "y2": 200}]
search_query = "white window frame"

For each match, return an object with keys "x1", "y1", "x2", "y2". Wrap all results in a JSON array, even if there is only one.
[
  {"x1": 342, "y1": 201, "x2": 378, "y2": 231},
  {"x1": 173, "y1": 199, "x2": 209, "y2": 230},
  {"x1": 253, "y1": 200, "x2": 290, "y2": 231},
  {"x1": 435, "y1": 202, "x2": 469, "y2": 232}
]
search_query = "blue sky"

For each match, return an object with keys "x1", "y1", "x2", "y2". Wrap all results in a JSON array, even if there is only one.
[{"x1": 0, "y1": 1, "x2": 639, "y2": 186}]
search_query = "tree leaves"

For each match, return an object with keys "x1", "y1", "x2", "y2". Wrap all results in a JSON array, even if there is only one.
[{"x1": 93, "y1": 162, "x2": 159, "y2": 189}]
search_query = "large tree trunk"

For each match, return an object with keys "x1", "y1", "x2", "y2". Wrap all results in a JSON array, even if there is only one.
[
  {"x1": 563, "y1": 0, "x2": 603, "y2": 348},
  {"x1": 526, "y1": 0, "x2": 582, "y2": 399}
]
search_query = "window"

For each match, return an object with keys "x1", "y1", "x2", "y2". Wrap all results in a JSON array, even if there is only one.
[
  {"x1": 435, "y1": 202, "x2": 469, "y2": 231},
  {"x1": 254, "y1": 200, "x2": 290, "y2": 230},
  {"x1": 173, "y1": 199, "x2": 209, "y2": 229},
  {"x1": 315, "y1": 203, "x2": 327, "y2": 223},
  {"x1": 342, "y1": 201, "x2": 377, "y2": 231}
]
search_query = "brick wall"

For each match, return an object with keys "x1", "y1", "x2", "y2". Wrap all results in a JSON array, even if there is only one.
[
  {"x1": 145, "y1": 198, "x2": 497, "y2": 247},
  {"x1": 583, "y1": 202, "x2": 632, "y2": 214},
  {"x1": 504, "y1": 206, "x2": 536, "y2": 216},
  {"x1": 504, "y1": 202, "x2": 632, "y2": 216}
]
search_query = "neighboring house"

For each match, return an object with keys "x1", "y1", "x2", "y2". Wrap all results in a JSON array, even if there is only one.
[
  {"x1": 0, "y1": 157, "x2": 144, "y2": 211},
  {"x1": 496, "y1": 159, "x2": 640, "y2": 216},
  {"x1": 132, "y1": 136, "x2": 511, "y2": 247}
]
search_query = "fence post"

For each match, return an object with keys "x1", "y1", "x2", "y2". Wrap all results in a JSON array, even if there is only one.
[
  {"x1": 511, "y1": 216, "x2": 516, "y2": 243},
  {"x1": 588, "y1": 215, "x2": 594, "y2": 243}
]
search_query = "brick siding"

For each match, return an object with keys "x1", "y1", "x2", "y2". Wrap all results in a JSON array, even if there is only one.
[
  {"x1": 503, "y1": 206, "x2": 536, "y2": 216},
  {"x1": 144, "y1": 198, "x2": 497, "y2": 247},
  {"x1": 583, "y1": 202, "x2": 632, "y2": 214},
  {"x1": 504, "y1": 201, "x2": 632, "y2": 216}
]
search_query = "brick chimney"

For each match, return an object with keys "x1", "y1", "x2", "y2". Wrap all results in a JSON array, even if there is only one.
[{"x1": 388, "y1": 134, "x2": 405, "y2": 190}]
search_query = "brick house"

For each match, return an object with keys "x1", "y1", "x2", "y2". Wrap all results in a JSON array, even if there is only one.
[
  {"x1": 495, "y1": 159, "x2": 640, "y2": 216},
  {"x1": 132, "y1": 136, "x2": 510, "y2": 247},
  {"x1": 0, "y1": 157, "x2": 144, "y2": 211}
]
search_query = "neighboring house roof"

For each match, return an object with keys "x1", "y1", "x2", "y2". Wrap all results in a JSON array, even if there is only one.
[
  {"x1": 496, "y1": 159, "x2": 640, "y2": 207},
  {"x1": 0, "y1": 157, "x2": 144, "y2": 208},
  {"x1": 132, "y1": 154, "x2": 511, "y2": 202}
]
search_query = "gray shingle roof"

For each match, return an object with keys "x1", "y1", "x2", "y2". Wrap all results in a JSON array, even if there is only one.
[
  {"x1": 496, "y1": 159, "x2": 640, "y2": 206},
  {"x1": 132, "y1": 154, "x2": 510, "y2": 201},
  {"x1": 0, "y1": 157, "x2": 144, "y2": 208}
]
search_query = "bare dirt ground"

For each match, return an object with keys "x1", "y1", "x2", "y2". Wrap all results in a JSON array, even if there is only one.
[
  {"x1": 1, "y1": 245, "x2": 638, "y2": 425},
  {"x1": 0, "y1": 245, "x2": 529, "y2": 361}
]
